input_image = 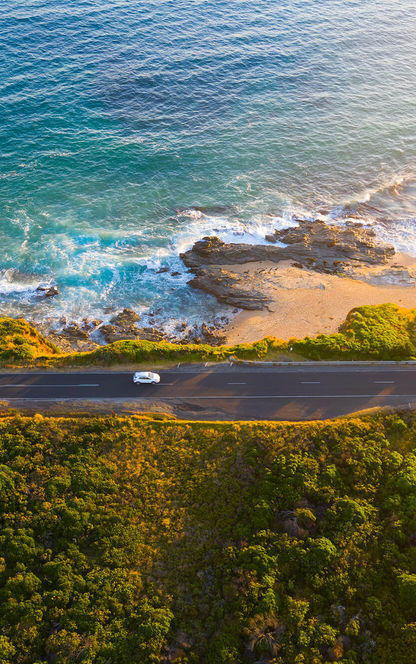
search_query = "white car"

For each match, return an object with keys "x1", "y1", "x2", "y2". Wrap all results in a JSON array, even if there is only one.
[{"x1": 133, "y1": 371, "x2": 160, "y2": 384}]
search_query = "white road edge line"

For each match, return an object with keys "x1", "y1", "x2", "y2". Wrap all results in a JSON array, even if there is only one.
[
  {"x1": 141, "y1": 394, "x2": 416, "y2": 399},
  {"x1": 137, "y1": 394, "x2": 416, "y2": 399},
  {"x1": 0, "y1": 384, "x2": 100, "y2": 388},
  {"x1": 3, "y1": 394, "x2": 414, "y2": 401},
  {"x1": 5, "y1": 395, "x2": 416, "y2": 402}
]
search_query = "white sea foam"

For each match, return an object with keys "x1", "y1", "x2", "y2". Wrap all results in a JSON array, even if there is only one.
[
  {"x1": 369, "y1": 218, "x2": 416, "y2": 257},
  {"x1": 172, "y1": 207, "x2": 302, "y2": 255},
  {"x1": 2, "y1": 195, "x2": 416, "y2": 337},
  {"x1": 333, "y1": 172, "x2": 416, "y2": 256},
  {"x1": 343, "y1": 174, "x2": 412, "y2": 207},
  {"x1": 0, "y1": 270, "x2": 55, "y2": 299}
]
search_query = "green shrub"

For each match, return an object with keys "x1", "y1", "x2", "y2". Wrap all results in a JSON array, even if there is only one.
[
  {"x1": 291, "y1": 303, "x2": 416, "y2": 360},
  {"x1": 398, "y1": 573, "x2": 416, "y2": 616}
]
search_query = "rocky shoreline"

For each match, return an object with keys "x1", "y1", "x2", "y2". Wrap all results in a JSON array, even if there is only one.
[
  {"x1": 24, "y1": 218, "x2": 416, "y2": 351},
  {"x1": 179, "y1": 219, "x2": 402, "y2": 310},
  {"x1": 35, "y1": 308, "x2": 229, "y2": 353}
]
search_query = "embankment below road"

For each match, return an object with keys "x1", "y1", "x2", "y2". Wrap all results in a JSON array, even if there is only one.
[{"x1": 2, "y1": 302, "x2": 416, "y2": 367}]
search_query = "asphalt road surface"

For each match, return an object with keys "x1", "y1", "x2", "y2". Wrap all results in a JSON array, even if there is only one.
[{"x1": 1, "y1": 365, "x2": 416, "y2": 420}]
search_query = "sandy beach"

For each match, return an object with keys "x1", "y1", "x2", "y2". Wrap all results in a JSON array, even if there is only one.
[{"x1": 224, "y1": 254, "x2": 416, "y2": 344}]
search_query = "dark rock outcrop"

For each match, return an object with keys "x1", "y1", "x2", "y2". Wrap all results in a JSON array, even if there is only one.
[
  {"x1": 181, "y1": 235, "x2": 275, "y2": 268},
  {"x1": 36, "y1": 284, "x2": 59, "y2": 298},
  {"x1": 188, "y1": 267, "x2": 272, "y2": 310},
  {"x1": 61, "y1": 318, "x2": 102, "y2": 341},
  {"x1": 138, "y1": 327, "x2": 168, "y2": 342},
  {"x1": 180, "y1": 220, "x2": 396, "y2": 309},
  {"x1": 181, "y1": 221, "x2": 394, "y2": 275},
  {"x1": 62, "y1": 323, "x2": 90, "y2": 340},
  {"x1": 264, "y1": 219, "x2": 394, "y2": 270},
  {"x1": 99, "y1": 308, "x2": 141, "y2": 343},
  {"x1": 98, "y1": 325, "x2": 130, "y2": 343},
  {"x1": 200, "y1": 322, "x2": 227, "y2": 345},
  {"x1": 99, "y1": 308, "x2": 168, "y2": 344},
  {"x1": 110, "y1": 308, "x2": 140, "y2": 329},
  {"x1": 177, "y1": 322, "x2": 227, "y2": 346}
]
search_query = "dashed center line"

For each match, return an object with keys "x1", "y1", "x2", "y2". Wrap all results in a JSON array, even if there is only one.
[
  {"x1": 301, "y1": 381, "x2": 321, "y2": 384},
  {"x1": 227, "y1": 382, "x2": 247, "y2": 385},
  {"x1": 374, "y1": 381, "x2": 395, "y2": 384}
]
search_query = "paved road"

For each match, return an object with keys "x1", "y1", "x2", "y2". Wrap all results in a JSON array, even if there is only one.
[{"x1": 1, "y1": 365, "x2": 416, "y2": 419}]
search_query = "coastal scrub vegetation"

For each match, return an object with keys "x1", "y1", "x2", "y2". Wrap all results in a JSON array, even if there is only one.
[
  {"x1": 290, "y1": 303, "x2": 416, "y2": 361},
  {"x1": 1, "y1": 412, "x2": 416, "y2": 662},
  {"x1": 0, "y1": 318, "x2": 60, "y2": 362},
  {"x1": 1, "y1": 303, "x2": 416, "y2": 367}
]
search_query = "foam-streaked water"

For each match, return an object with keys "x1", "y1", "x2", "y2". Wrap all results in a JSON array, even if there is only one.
[{"x1": 1, "y1": 0, "x2": 416, "y2": 328}]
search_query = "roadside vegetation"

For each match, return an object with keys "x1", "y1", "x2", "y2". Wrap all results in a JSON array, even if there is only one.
[
  {"x1": 1, "y1": 412, "x2": 416, "y2": 662},
  {"x1": 1, "y1": 303, "x2": 416, "y2": 367},
  {"x1": 290, "y1": 303, "x2": 416, "y2": 361},
  {"x1": 0, "y1": 318, "x2": 60, "y2": 363}
]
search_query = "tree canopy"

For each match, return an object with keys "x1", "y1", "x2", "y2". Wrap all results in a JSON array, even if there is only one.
[{"x1": 0, "y1": 412, "x2": 416, "y2": 662}]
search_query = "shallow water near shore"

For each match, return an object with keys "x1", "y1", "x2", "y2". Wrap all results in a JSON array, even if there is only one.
[{"x1": 1, "y1": 0, "x2": 416, "y2": 330}]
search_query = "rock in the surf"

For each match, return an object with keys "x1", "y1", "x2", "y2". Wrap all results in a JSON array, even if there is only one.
[{"x1": 36, "y1": 284, "x2": 59, "y2": 298}]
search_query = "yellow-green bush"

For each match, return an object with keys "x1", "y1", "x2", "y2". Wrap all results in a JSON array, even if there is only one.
[{"x1": 0, "y1": 318, "x2": 60, "y2": 362}]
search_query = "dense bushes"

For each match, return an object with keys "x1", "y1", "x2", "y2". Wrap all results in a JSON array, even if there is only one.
[{"x1": 1, "y1": 413, "x2": 416, "y2": 661}]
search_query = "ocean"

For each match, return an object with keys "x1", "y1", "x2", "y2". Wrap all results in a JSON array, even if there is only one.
[{"x1": 1, "y1": 0, "x2": 416, "y2": 330}]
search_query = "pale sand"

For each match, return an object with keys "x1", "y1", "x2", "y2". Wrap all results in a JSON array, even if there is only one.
[{"x1": 224, "y1": 254, "x2": 416, "y2": 344}]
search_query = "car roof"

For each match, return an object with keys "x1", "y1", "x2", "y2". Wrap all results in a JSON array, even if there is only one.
[{"x1": 134, "y1": 371, "x2": 155, "y2": 377}]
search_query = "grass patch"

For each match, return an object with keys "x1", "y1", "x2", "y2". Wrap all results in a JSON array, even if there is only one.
[{"x1": 57, "y1": 336, "x2": 286, "y2": 366}]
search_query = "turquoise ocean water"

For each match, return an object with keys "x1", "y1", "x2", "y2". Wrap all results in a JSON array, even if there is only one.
[{"x1": 1, "y1": 0, "x2": 416, "y2": 329}]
